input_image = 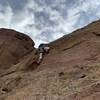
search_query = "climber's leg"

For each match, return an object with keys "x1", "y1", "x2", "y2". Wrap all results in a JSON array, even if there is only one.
[{"x1": 37, "y1": 53, "x2": 43, "y2": 64}]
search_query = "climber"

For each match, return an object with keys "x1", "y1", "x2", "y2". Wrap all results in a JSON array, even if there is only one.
[{"x1": 36, "y1": 43, "x2": 50, "y2": 64}]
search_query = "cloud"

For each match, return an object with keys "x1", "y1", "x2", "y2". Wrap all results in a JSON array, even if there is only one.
[
  {"x1": 0, "y1": 0, "x2": 100, "y2": 47},
  {"x1": 0, "y1": 4, "x2": 13, "y2": 28}
]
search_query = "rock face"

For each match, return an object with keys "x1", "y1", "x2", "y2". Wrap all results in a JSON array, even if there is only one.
[
  {"x1": 0, "y1": 28, "x2": 34, "y2": 71},
  {"x1": 0, "y1": 20, "x2": 100, "y2": 100}
]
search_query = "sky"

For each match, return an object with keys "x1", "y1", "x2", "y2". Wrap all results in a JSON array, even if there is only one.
[{"x1": 0, "y1": 0, "x2": 100, "y2": 47}]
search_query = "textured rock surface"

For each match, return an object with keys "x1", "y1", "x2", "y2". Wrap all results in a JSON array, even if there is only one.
[
  {"x1": 0, "y1": 20, "x2": 100, "y2": 100},
  {"x1": 0, "y1": 28, "x2": 34, "y2": 69}
]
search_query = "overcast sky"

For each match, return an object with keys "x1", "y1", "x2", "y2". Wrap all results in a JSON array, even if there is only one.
[{"x1": 0, "y1": 0, "x2": 100, "y2": 47}]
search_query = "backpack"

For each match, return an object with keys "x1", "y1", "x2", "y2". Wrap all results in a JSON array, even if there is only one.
[{"x1": 38, "y1": 44, "x2": 46, "y2": 53}]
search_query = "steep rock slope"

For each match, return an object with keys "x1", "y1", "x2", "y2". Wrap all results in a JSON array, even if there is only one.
[
  {"x1": 0, "y1": 20, "x2": 100, "y2": 100},
  {"x1": 0, "y1": 28, "x2": 34, "y2": 70}
]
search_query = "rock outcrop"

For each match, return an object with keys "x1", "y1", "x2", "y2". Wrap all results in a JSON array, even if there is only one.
[
  {"x1": 0, "y1": 20, "x2": 100, "y2": 100},
  {"x1": 0, "y1": 28, "x2": 34, "y2": 69}
]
